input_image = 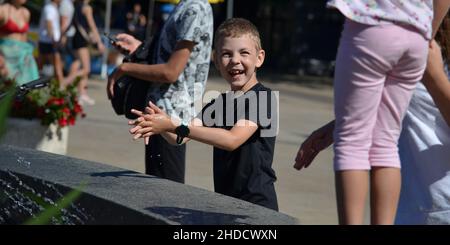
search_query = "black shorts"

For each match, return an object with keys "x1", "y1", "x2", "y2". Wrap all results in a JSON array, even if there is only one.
[
  {"x1": 73, "y1": 31, "x2": 89, "y2": 50},
  {"x1": 38, "y1": 42, "x2": 58, "y2": 55},
  {"x1": 145, "y1": 134, "x2": 186, "y2": 183}
]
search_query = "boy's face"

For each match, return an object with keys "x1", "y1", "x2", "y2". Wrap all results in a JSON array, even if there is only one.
[{"x1": 215, "y1": 35, "x2": 265, "y2": 91}]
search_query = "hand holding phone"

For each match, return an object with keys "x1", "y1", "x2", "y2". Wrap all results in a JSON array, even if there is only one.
[
  {"x1": 103, "y1": 32, "x2": 118, "y2": 44},
  {"x1": 104, "y1": 32, "x2": 129, "y2": 54},
  {"x1": 106, "y1": 33, "x2": 140, "y2": 55}
]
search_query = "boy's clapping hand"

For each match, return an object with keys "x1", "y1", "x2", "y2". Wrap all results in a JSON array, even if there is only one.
[{"x1": 129, "y1": 102, "x2": 177, "y2": 143}]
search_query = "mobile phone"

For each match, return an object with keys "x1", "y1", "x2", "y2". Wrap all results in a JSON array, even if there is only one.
[
  {"x1": 104, "y1": 32, "x2": 130, "y2": 55},
  {"x1": 103, "y1": 32, "x2": 118, "y2": 44}
]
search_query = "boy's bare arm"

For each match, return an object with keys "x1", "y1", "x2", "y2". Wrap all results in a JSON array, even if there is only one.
[
  {"x1": 130, "y1": 103, "x2": 258, "y2": 151},
  {"x1": 186, "y1": 120, "x2": 258, "y2": 151},
  {"x1": 151, "y1": 120, "x2": 258, "y2": 151}
]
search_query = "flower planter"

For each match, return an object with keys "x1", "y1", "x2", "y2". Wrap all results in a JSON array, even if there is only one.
[{"x1": 0, "y1": 118, "x2": 69, "y2": 155}]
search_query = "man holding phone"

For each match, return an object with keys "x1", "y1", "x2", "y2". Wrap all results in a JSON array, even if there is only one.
[{"x1": 107, "y1": 0, "x2": 213, "y2": 183}]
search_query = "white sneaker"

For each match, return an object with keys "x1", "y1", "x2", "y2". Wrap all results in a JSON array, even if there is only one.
[{"x1": 79, "y1": 94, "x2": 95, "y2": 106}]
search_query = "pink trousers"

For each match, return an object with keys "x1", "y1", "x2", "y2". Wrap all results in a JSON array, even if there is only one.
[{"x1": 333, "y1": 19, "x2": 428, "y2": 171}]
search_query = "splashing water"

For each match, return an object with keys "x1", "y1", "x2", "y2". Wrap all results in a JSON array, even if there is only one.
[
  {"x1": 14, "y1": 153, "x2": 31, "y2": 168},
  {"x1": 0, "y1": 171, "x2": 91, "y2": 224}
]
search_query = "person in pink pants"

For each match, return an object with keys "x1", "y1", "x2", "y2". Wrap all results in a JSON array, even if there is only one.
[{"x1": 294, "y1": 0, "x2": 449, "y2": 225}]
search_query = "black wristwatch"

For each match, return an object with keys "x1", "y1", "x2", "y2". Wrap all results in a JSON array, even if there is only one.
[{"x1": 175, "y1": 124, "x2": 190, "y2": 145}]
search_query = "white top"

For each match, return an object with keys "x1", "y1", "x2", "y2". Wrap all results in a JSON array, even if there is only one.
[
  {"x1": 38, "y1": 3, "x2": 61, "y2": 43},
  {"x1": 327, "y1": 0, "x2": 433, "y2": 39},
  {"x1": 148, "y1": 0, "x2": 213, "y2": 124},
  {"x1": 60, "y1": 0, "x2": 75, "y2": 37},
  {"x1": 396, "y1": 72, "x2": 450, "y2": 224}
]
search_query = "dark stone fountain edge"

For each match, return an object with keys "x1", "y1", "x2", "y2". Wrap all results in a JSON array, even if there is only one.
[{"x1": 0, "y1": 145, "x2": 299, "y2": 225}]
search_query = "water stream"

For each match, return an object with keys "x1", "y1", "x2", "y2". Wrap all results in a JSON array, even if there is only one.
[{"x1": 0, "y1": 166, "x2": 91, "y2": 224}]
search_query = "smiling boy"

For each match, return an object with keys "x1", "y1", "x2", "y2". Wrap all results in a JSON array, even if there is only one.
[{"x1": 129, "y1": 18, "x2": 279, "y2": 211}]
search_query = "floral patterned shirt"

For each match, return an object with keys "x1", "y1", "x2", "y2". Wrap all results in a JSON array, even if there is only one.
[
  {"x1": 327, "y1": 0, "x2": 433, "y2": 39},
  {"x1": 147, "y1": 0, "x2": 213, "y2": 124}
]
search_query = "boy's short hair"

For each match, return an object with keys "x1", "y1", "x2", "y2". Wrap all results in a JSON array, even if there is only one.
[{"x1": 214, "y1": 18, "x2": 262, "y2": 51}]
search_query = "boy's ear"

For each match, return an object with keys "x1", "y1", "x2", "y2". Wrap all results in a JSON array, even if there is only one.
[{"x1": 256, "y1": 49, "x2": 265, "y2": 68}]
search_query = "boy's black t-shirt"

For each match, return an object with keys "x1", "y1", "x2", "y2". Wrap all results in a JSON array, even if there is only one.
[{"x1": 197, "y1": 83, "x2": 278, "y2": 211}]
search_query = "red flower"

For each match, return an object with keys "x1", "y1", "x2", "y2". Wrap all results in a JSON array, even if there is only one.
[
  {"x1": 58, "y1": 118, "x2": 68, "y2": 127},
  {"x1": 47, "y1": 97, "x2": 65, "y2": 106},
  {"x1": 46, "y1": 97, "x2": 57, "y2": 106},
  {"x1": 6, "y1": 78, "x2": 85, "y2": 128},
  {"x1": 68, "y1": 117, "x2": 75, "y2": 125},
  {"x1": 74, "y1": 103, "x2": 83, "y2": 113},
  {"x1": 62, "y1": 107, "x2": 71, "y2": 115}
]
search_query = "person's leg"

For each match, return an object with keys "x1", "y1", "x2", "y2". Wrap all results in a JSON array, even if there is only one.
[
  {"x1": 62, "y1": 40, "x2": 82, "y2": 87},
  {"x1": 77, "y1": 47, "x2": 90, "y2": 93},
  {"x1": 76, "y1": 47, "x2": 95, "y2": 105},
  {"x1": 369, "y1": 25, "x2": 428, "y2": 224},
  {"x1": 145, "y1": 134, "x2": 186, "y2": 183},
  {"x1": 333, "y1": 20, "x2": 407, "y2": 224},
  {"x1": 370, "y1": 167, "x2": 401, "y2": 224},
  {"x1": 40, "y1": 54, "x2": 53, "y2": 77},
  {"x1": 70, "y1": 60, "x2": 81, "y2": 75},
  {"x1": 369, "y1": 82, "x2": 409, "y2": 225},
  {"x1": 63, "y1": 36, "x2": 84, "y2": 86},
  {"x1": 38, "y1": 43, "x2": 55, "y2": 73},
  {"x1": 63, "y1": 59, "x2": 82, "y2": 86},
  {"x1": 335, "y1": 170, "x2": 369, "y2": 224},
  {"x1": 52, "y1": 52, "x2": 65, "y2": 86}
]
